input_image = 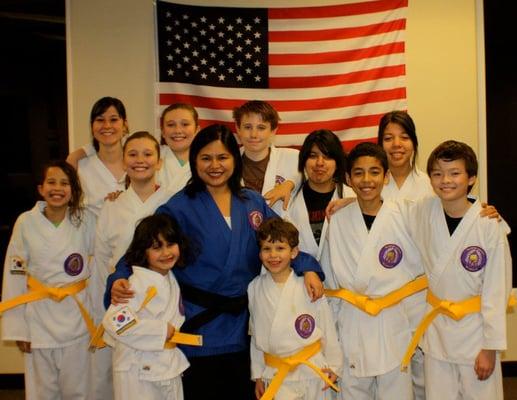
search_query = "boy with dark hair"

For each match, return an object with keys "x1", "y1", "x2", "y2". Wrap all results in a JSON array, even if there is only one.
[
  {"x1": 401, "y1": 140, "x2": 512, "y2": 400},
  {"x1": 322, "y1": 142, "x2": 426, "y2": 400},
  {"x1": 233, "y1": 100, "x2": 300, "y2": 213},
  {"x1": 249, "y1": 217, "x2": 342, "y2": 400}
]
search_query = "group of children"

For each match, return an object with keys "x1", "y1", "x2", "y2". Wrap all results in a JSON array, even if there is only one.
[{"x1": 0, "y1": 97, "x2": 512, "y2": 400}]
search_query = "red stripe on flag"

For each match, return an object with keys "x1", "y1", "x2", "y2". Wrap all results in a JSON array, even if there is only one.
[
  {"x1": 159, "y1": 87, "x2": 406, "y2": 112},
  {"x1": 269, "y1": 41, "x2": 405, "y2": 65},
  {"x1": 342, "y1": 137, "x2": 377, "y2": 153},
  {"x1": 200, "y1": 113, "x2": 386, "y2": 135},
  {"x1": 269, "y1": 65, "x2": 405, "y2": 89},
  {"x1": 268, "y1": 0, "x2": 407, "y2": 19},
  {"x1": 269, "y1": 19, "x2": 406, "y2": 42}
]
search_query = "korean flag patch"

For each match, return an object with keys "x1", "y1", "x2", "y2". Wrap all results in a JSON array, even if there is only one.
[
  {"x1": 111, "y1": 306, "x2": 138, "y2": 335},
  {"x1": 10, "y1": 256, "x2": 26, "y2": 275}
]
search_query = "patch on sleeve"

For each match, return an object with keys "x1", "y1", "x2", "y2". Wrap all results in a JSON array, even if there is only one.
[
  {"x1": 10, "y1": 256, "x2": 26, "y2": 275},
  {"x1": 111, "y1": 306, "x2": 138, "y2": 335},
  {"x1": 275, "y1": 175, "x2": 286, "y2": 185}
]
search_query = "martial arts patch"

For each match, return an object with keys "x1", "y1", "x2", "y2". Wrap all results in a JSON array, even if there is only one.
[
  {"x1": 63, "y1": 253, "x2": 84, "y2": 276},
  {"x1": 111, "y1": 306, "x2": 138, "y2": 335},
  {"x1": 248, "y1": 210, "x2": 264, "y2": 230},
  {"x1": 294, "y1": 314, "x2": 315, "y2": 339},
  {"x1": 9, "y1": 256, "x2": 26, "y2": 275},
  {"x1": 460, "y1": 246, "x2": 487, "y2": 272},
  {"x1": 275, "y1": 175, "x2": 286, "y2": 185},
  {"x1": 378, "y1": 244, "x2": 403, "y2": 269}
]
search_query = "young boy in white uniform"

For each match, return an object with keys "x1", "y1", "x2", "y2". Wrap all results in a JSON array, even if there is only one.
[
  {"x1": 322, "y1": 143, "x2": 426, "y2": 400},
  {"x1": 400, "y1": 141, "x2": 512, "y2": 400},
  {"x1": 248, "y1": 217, "x2": 342, "y2": 400},
  {"x1": 233, "y1": 100, "x2": 301, "y2": 214}
]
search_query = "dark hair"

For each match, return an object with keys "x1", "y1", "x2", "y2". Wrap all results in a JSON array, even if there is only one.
[
  {"x1": 298, "y1": 129, "x2": 347, "y2": 198},
  {"x1": 347, "y1": 142, "x2": 388, "y2": 175},
  {"x1": 159, "y1": 103, "x2": 200, "y2": 146},
  {"x1": 427, "y1": 140, "x2": 478, "y2": 193},
  {"x1": 377, "y1": 111, "x2": 418, "y2": 169},
  {"x1": 124, "y1": 214, "x2": 192, "y2": 269},
  {"x1": 185, "y1": 124, "x2": 243, "y2": 197},
  {"x1": 40, "y1": 160, "x2": 84, "y2": 226},
  {"x1": 123, "y1": 131, "x2": 161, "y2": 159},
  {"x1": 233, "y1": 100, "x2": 280, "y2": 130},
  {"x1": 90, "y1": 97, "x2": 127, "y2": 152},
  {"x1": 257, "y1": 217, "x2": 299, "y2": 248}
]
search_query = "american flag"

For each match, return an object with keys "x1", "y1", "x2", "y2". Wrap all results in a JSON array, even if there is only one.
[{"x1": 156, "y1": 0, "x2": 407, "y2": 151}]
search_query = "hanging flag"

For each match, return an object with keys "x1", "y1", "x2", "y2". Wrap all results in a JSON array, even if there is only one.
[{"x1": 155, "y1": 0, "x2": 407, "y2": 151}]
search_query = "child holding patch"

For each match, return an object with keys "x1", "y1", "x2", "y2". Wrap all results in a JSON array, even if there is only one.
[
  {"x1": 400, "y1": 141, "x2": 512, "y2": 400},
  {"x1": 249, "y1": 217, "x2": 342, "y2": 400},
  {"x1": 233, "y1": 100, "x2": 301, "y2": 213},
  {"x1": 1, "y1": 160, "x2": 96, "y2": 399},
  {"x1": 102, "y1": 214, "x2": 199, "y2": 400}
]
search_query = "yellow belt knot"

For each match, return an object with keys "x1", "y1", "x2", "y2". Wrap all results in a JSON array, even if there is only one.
[{"x1": 261, "y1": 340, "x2": 339, "y2": 400}]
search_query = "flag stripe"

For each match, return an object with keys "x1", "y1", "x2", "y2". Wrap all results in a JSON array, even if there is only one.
[
  {"x1": 268, "y1": 0, "x2": 408, "y2": 19},
  {"x1": 160, "y1": 87, "x2": 405, "y2": 113},
  {"x1": 269, "y1": 64, "x2": 405, "y2": 89},
  {"x1": 269, "y1": 41, "x2": 404, "y2": 65},
  {"x1": 269, "y1": 18, "x2": 405, "y2": 42}
]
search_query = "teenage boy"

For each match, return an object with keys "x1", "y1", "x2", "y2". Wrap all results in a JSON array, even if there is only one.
[
  {"x1": 233, "y1": 100, "x2": 300, "y2": 213},
  {"x1": 249, "y1": 217, "x2": 342, "y2": 400},
  {"x1": 401, "y1": 140, "x2": 512, "y2": 400},
  {"x1": 322, "y1": 142, "x2": 426, "y2": 400}
]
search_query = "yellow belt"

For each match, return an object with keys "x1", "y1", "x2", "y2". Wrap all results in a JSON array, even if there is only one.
[
  {"x1": 89, "y1": 286, "x2": 202, "y2": 350},
  {"x1": 0, "y1": 275, "x2": 96, "y2": 339},
  {"x1": 325, "y1": 275, "x2": 428, "y2": 316},
  {"x1": 401, "y1": 290, "x2": 481, "y2": 370},
  {"x1": 261, "y1": 340, "x2": 339, "y2": 400}
]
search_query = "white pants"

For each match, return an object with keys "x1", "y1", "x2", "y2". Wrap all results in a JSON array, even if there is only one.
[
  {"x1": 424, "y1": 354, "x2": 503, "y2": 400},
  {"x1": 412, "y1": 347, "x2": 426, "y2": 400},
  {"x1": 114, "y1": 364, "x2": 184, "y2": 400},
  {"x1": 264, "y1": 377, "x2": 336, "y2": 400},
  {"x1": 90, "y1": 346, "x2": 113, "y2": 400},
  {"x1": 25, "y1": 336, "x2": 91, "y2": 400},
  {"x1": 338, "y1": 364, "x2": 413, "y2": 400}
]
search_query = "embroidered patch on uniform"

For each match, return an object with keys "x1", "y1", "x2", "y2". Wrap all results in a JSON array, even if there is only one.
[
  {"x1": 378, "y1": 244, "x2": 403, "y2": 269},
  {"x1": 294, "y1": 314, "x2": 315, "y2": 339},
  {"x1": 275, "y1": 175, "x2": 286, "y2": 185},
  {"x1": 10, "y1": 256, "x2": 26, "y2": 275},
  {"x1": 111, "y1": 306, "x2": 138, "y2": 335},
  {"x1": 248, "y1": 210, "x2": 264, "y2": 230},
  {"x1": 460, "y1": 246, "x2": 487, "y2": 272},
  {"x1": 63, "y1": 253, "x2": 84, "y2": 276},
  {"x1": 178, "y1": 294, "x2": 185, "y2": 316}
]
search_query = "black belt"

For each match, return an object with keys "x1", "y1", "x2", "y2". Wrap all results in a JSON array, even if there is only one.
[{"x1": 179, "y1": 283, "x2": 248, "y2": 333}]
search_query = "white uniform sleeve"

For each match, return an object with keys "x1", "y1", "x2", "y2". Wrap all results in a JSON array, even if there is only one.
[
  {"x1": 481, "y1": 222, "x2": 512, "y2": 350},
  {"x1": 1, "y1": 216, "x2": 30, "y2": 342},
  {"x1": 249, "y1": 316, "x2": 266, "y2": 381},
  {"x1": 102, "y1": 301, "x2": 168, "y2": 352},
  {"x1": 317, "y1": 296, "x2": 343, "y2": 376},
  {"x1": 82, "y1": 143, "x2": 96, "y2": 157}
]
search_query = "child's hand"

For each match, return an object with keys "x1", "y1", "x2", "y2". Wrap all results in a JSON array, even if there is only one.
[
  {"x1": 264, "y1": 180, "x2": 295, "y2": 211},
  {"x1": 474, "y1": 349, "x2": 496, "y2": 380},
  {"x1": 65, "y1": 148, "x2": 87, "y2": 169},
  {"x1": 304, "y1": 271, "x2": 323, "y2": 302},
  {"x1": 325, "y1": 197, "x2": 356, "y2": 220},
  {"x1": 166, "y1": 323, "x2": 176, "y2": 341},
  {"x1": 480, "y1": 203, "x2": 501, "y2": 221},
  {"x1": 254, "y1": 378, "x2": 265, "y2": 399},
  {"x1": 111, "y1": 279, "x2": 134, "y2": 305},
  {"x1": 321, "y1": 368, "x2": 338, "y2": 391},
  {"x1": 16, "y1": 341, "x2": 31, "y2": 353},
  {"x1": 104, "y1": 190, "x2": 124, "y2": 202}
]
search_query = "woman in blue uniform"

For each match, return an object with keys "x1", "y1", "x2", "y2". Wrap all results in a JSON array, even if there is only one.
[{"x1": 106, "y1": 124, "x2": 323, "y2": 399}]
